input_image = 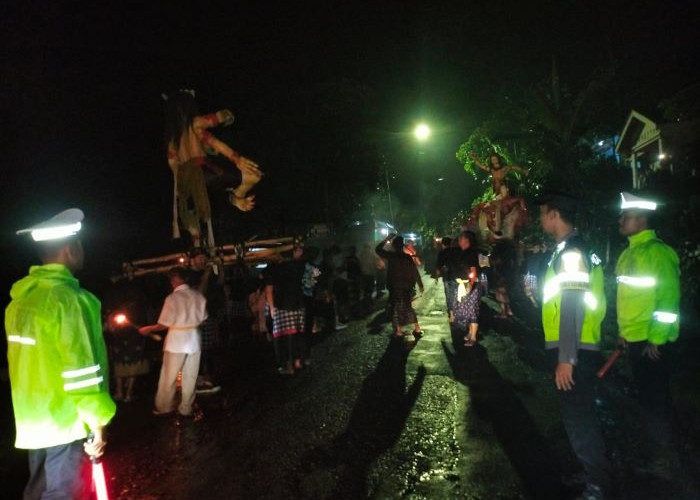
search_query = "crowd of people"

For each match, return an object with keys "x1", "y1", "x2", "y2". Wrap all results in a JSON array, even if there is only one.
[
  {"x1": 100, "y1": 227, "x2": 549, "y2": 393},
  {"x1": 101, "y1": 236, "x2": 405, "y2": 392},
  {"x1": 3, "y1": 186, "x2": 686, "y2": 500}
]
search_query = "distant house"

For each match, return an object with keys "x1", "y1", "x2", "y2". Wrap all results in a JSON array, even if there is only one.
[{"x1": 615, "y1": 109, "x2": 700, "y2": 189}]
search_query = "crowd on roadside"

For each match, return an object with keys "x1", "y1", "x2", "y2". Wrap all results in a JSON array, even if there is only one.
[
  {"x1": 100, "y1": 238, "x2": 401, "y2": 404},
  {"x1": 101, "y1": 229, "x2": 559, "y2": 404}
]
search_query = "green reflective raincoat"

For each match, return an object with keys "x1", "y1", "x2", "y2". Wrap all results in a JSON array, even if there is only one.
[
  {"x1": 5, "y1": 263, "x2": 116, "y2": 449},
  {"x1": 616, "y1": 229, "x2": 680, "y2": 344}
]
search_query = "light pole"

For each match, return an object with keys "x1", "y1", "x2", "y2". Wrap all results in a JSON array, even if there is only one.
[{"x1": 384, "y1": 163, "x2": 394, "y2": 225}]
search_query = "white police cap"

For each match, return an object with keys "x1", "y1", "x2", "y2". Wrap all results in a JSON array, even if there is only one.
[
  {"x1": 16, "y1": 208, "x2": 84, "y2": 242},
  {"x1": 620, "y1": 192, "x2": 656, "y2": 212}
]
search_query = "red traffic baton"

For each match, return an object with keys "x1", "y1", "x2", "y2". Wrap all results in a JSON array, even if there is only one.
[
  {"x1": 91, "y1": 456, "x2": 109, "y2": 500},
  {"x1": 596, "y1": 348, "x2": 623, "y2": 379},
  {"x1": 87, "y1": 433, "x2": 110, "y2": 500}
]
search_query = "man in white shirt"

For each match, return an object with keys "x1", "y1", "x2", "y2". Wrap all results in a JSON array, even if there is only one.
[{"x1": 140, "y1": 267, "x2": 207, "y2": 417}]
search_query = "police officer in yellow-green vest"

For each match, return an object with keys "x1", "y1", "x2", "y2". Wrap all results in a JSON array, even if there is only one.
[
  {"x1": 5, "y1": 209, "x2": 116, "y2": 499},
  {"x1": 616, "y1": 192, "x2": 680, "y2": 459},
  {"x1": 536, "y1": 191, "x2": 611, "y2": 500}
]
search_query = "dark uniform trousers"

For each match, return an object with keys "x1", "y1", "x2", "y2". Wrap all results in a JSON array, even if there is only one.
[
  {"x1": 627, "y1": 341, "x2": 678, "y2": 449},
  {"x1": 25, "y1": 440, "x2": 92, "y2": 500},
  {"x1": 548, "y1": 349, "x2": 611, "y2": 491}
]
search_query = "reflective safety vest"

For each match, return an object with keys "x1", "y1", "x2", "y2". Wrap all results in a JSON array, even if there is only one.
[
  {"x1": 615, "y1": 229, "x2": 680, "y2": 344},
  {"x1": 5, "y1": 264, "x2": 116, "y2": 449},
  {"x1": 542, "y1": 236, "x2": 606, "y2": 347}
]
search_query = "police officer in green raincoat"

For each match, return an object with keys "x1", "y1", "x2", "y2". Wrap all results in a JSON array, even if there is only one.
[
  {"x1": 5, "y1": 208, "x2": 116, "y2": 499},
  {"x1": 616, "y1": 192, "x2": 681, "y2": 470}
]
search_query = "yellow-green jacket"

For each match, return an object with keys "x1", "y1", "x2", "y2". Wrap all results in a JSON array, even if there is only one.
[
  {"x1": 542, "y1": 236, "x2": 606, "y2": 349},
  {"x1": 5, "y1": 264, "x2": 116, "y2": 449},
  {"x1": 616, "y1": 229, "x2": 680, "y2": 344}
]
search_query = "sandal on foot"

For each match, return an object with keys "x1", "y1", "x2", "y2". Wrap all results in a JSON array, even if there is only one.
[
  {"x1": 412, "y1": 330, "x2": 424, "y2": 339},
  {"x1": 464, "y1": 337, "x2": 477, "y2": 347}
]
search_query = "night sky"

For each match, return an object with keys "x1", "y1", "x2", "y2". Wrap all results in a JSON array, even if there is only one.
[{"x1": 2, "y1": 0, "x2": 699, "y2": 283}]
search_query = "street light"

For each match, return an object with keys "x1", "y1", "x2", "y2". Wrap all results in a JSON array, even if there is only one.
[
  {"x1": 414, "y1": 123, "x2": 431, "y2": 141},
  {"x1": 381, "y1": 122, "x2": 432, "y2": 225}
]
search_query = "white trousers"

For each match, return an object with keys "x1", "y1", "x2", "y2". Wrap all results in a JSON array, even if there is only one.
[{"x1": 154, "y1": 350, "x2": 201, "y2": 415}]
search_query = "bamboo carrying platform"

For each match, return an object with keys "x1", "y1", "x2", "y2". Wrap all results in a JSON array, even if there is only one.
[{"x1": 112, "y1": 237, "x2": 296, "y2": 281}]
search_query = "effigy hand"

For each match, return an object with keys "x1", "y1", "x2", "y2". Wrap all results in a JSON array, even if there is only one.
[
  {"x1": 218, "y1": 109, "x2": 235, "y2": 126},
  {"x1": 235, "y1": 156, "x2": 263, "y2": 179}
]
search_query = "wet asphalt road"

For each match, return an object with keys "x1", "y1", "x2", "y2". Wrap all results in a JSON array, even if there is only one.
[{"x1": 2, "y1": 275, "x2": 700, "y2": 499}]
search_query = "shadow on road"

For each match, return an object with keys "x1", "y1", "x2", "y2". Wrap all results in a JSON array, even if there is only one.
[
  {"x1": 442, "y1": 328, "x2": 570, "y2": 500},
  {"x1": 365, "y1": 305, "x2": 390, "y2": 336},
  {"x1": 302, "y1": 336, "x2": 425, "y2": 499}
]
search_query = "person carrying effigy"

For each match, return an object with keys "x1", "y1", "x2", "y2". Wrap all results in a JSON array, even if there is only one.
[{"x1": 163, "y1": 89, "x2": 263, "y2": 247}]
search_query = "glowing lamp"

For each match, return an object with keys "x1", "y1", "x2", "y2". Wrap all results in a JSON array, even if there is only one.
[{"x1": 414, "y1": 123, "x2": 431, "y2": 141}]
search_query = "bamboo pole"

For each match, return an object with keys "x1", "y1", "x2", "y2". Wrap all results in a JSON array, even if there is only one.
[
  {"x1": 130, "y1": 252, "x2": 189, "y2": 266},
  {"x1": 111, "y1": 242, "x2": 295, "y2": 282}
]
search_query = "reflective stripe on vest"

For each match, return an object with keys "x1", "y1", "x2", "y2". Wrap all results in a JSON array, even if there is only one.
[
  {"x1": 64, "y1": 376, "x2": 104, "y2": 391},
  {"x1": 62, "y1": 364, "x2": 103, "y2": 391},
  {"x1": 617, "y1": 275, "x2": 656, "y2": 287},
  {"x1": 653, "y1": 311, "x2": 678, "y2": 324},
  {"x1": 62, "y1": 365, "x2": 100, "y2": 379},
  {"x1": 7, "y1": 335, "x2": 36, "y2": 346},
  {"x1": 584, "y1": 292, "x2": 598, "y2": 310},
  {"x1": 543, "y1": 271, "x2": 590, "y2": 303}
]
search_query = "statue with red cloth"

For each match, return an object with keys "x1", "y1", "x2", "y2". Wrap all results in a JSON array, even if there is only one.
[{"x1": 468, "y1": 151, "x2": 530, "y2": 242}]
